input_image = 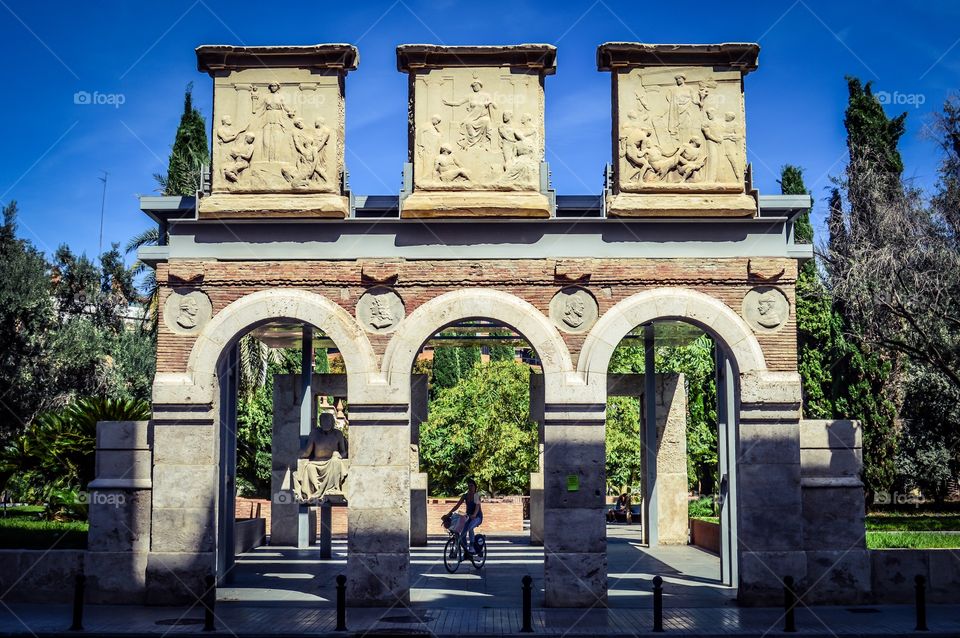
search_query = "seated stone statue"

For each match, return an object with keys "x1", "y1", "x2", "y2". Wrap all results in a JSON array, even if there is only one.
[{"x1": 292, "y1": 411, "x2": 349, "y2": 504}]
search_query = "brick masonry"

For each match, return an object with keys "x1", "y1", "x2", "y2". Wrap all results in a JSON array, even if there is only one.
[
  {"x1": 235, "y1": 496, "x2": 525, "y2": 539},
  {"x1": 156, "y1": 257, "x2": 798, "y2": 373}
]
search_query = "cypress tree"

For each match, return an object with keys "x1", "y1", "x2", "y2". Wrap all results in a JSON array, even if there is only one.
[
  {"x1": 157, "y1": 83, "x2": 210, "y2": 196},
  {"x1": 828, "y1": 78, "x2": 905, "y2": 496}
]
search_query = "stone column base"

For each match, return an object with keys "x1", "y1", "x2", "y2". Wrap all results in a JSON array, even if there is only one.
[
  {"x1": 544, "y1": 552, "x2": 607, "y2": 607},
  {"x1": 145, "y1": 551, "x2": 214, "y2": 605},
  {"x1": 347, "y1": 552, "x2": 410, "y2": 606}
]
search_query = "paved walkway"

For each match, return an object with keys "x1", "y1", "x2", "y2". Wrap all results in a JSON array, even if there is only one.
[
  {"x1": 2, "y1": 601, "x2": 958, "y2": 636},
  {"x1": 5, "y1": 528, "x2": 951, "y2": 636},
  {"x1": 219, "y1": 527, "x2": 734, "y2": 608}
]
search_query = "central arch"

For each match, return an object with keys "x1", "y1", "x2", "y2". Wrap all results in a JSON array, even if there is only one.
[
  {"x1": 382, "y1": 288, "x2": 575, "y2": 390},
  {"x1": 579, "y1": 287, "x2": 766, "y2": 379}
]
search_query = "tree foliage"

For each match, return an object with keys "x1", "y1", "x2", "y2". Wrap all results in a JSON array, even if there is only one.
[
  {"x1": 156, "y1": 83, "x2": 210, "y2": 196},
  {"x1": 0, "y1": 203, "x2": 55, "y2": 444},
  {"x1": 779, "y1": 165, "x2": 834, "y2": 418},
  {"x1": 419, "y1": 361, "x2": 535, "y2": 496},
  {"x1": 606, "y1": 334, "x2": 718, "y2": 495}
]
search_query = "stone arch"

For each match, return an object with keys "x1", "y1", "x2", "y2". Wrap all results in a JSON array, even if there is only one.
[
  {"x1": 381, "y1": 288, "x2": 575, "y2": 399},
  {"x1": 185, "y1": 288, "x2": 379, "y2": 402},
  {"x1": 579, "y1": 287, "x2": 767, "y2": 382}
]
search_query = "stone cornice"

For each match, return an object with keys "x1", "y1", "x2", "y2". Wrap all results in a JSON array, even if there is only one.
[
  {"x1": 596, "y1": 42, "x2": 759, "y2": 73},
  {"x1": 396, "y1": 44, "x2": 557, "y2": 74},
  {"x1": 196, "y1": 44, "x2": 359, "y2": 75}
]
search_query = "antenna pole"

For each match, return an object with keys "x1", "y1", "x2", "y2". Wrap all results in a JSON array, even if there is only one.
[{"x1": 98, "y1": 171, "x2": 108, "y2": 257}]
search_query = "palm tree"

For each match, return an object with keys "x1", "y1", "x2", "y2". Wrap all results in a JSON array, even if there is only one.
[{"x1": 125, "y1": 227, "x2": 159, "y2": 330}]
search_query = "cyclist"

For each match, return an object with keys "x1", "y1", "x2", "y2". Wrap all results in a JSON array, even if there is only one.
[{"x1": 446, "y1": 478, "x2": 483, "y2": 553}]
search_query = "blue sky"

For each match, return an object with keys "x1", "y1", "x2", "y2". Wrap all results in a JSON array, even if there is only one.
[{"x1": 1, "y1": 0, "x2": 957, "y2": 261}]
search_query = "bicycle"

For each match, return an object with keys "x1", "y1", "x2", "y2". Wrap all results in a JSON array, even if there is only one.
[{"x1": 440, "y1": 513, "x2": 486, "y2": 573}]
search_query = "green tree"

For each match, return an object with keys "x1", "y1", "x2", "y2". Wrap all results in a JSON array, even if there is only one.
[
  {"x1": 488, "y1": 330, "x2": 516, "y2": 362},
  {"x1": 419, "y1": 361, "x2": 535, "y2": 496},
  {"x1": 824, "y1": 77, "x2": 908, "y2": 495},
  {"x1": 156, "y1": 83, "x2": 210, "y2": 196},
  {"x1": 779, "y1": 165, "x2": 833, "y2": 418},
  {"x1": 0, "y1": 202, "x2": 55, "y2": 443}
]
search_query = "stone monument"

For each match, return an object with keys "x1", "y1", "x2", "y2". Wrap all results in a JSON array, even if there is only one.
[
  {"x1": 597, "y1": 43, "x2": 759, "y2": 217},
  {"x1": 196, "y1": 44, "x2": 358, "y2": 218},
  {"x1": 292, "y1": 411, "x2": 349, "y2": 503},
  {"x1": 397, "y1": 44, "x2": 556, "y2": 217}
]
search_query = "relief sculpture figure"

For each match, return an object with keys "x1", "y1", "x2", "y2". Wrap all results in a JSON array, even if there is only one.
[
  {"x1": 252, "y1": 82, "x2": 296, "y2": 162},
  {"x1": 436, "y1": 143, "x2": 471, "y2": 182},
  {"x1": 666, "y1": 73, "x2": 701, "y2": 144},
  {"x1": 498, "y1": 111, "x2": 520, "y2": 169},
  {"x1": 223, "y1": 133, "x2": 256, "y2": 182},
  {"x1": 721, "y1": 111, "x2": 743, "y2": 181},
  {"x1": 417, "y1": 114, "x2": 443, "y2": 178},
  {"x1": 501, "y1": 136, "x2": 537, "y2": 185},
  {"x1": 443, "y1": 80, "x2": 497, "y2": 151},
  {"x1": 700, "y1": 109, "x2": 724, "y2": 183}
]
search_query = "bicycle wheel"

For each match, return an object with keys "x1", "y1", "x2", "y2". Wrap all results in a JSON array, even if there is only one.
[
  {"x1": 443, "y1": 534, "x2": 462, "y2": 573},
  {"x1": 468, "y1": 534, "x2": 487, "y2": 569}
]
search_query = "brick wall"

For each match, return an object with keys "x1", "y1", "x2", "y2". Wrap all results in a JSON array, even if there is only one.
[
  {"x1": 157, "y1": 257, "x2": 798, "y2": 374},
  {"x1": 427, "y1": 497, "x2": 525, "y2": 534},
  {"x1": 235, "y1": 496, "x2": 525, "y2": 539}
]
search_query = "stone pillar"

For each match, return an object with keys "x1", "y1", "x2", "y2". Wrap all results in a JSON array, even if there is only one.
[
  {"x1": 410, "y1": 374, "x2": 429, "y2": 546},
  {"x1": 543, "y1": 403, "x2": 607, "y2": 607},
  {"x1": 346, "y1": 402, "x2": 411, "y2": 606},
  {"x1": 529, "y1": 445, "x2": 544, "y2": 546},
  {"x1": 410, "y1": 450, "x2": 428, "y2": 546},
  {"x1": 800, "y1": 419, "x2": 870, "y2": 603},
  {"x1": 736, "y1": 371, "x2": 805, "y2": 606},
  {"x1": 642, "y1": 324, "x2": 659, "y2": 545},
  {"x1": 86, "y1": 420, "x2": 152, "y2": 603},
  {"x1": 529, "y1": 374, "x2": 545, "y2": 546},
  {"x1": 654, "y1": 373, "x2": 688, "y2": 545},
  {"x1": 271, "y1": 374, "x2": 309, "y2": 545},
  {"x1": 146, "y1": 401, "x2": 218, "y2": 604}
]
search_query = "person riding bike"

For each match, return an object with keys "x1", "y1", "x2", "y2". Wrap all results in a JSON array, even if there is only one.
[{"x1": 446, "y1": 478, "x2": 483, "y2": 553}]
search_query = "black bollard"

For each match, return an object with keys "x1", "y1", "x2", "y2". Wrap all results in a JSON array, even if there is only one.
[
  {"x1": 336, "y1": 574, "x2": 347, "y2": 631},
  {"x1": 783, "y1": 575, "x2": 797, "y2": 633},
  {"x1": 69, "y1": 574, "x2": 85, "y2": 631},
  {"x1": 915, "y1": 574, "x2": 928, "y2": 631},
  {"x1": 203, "y1": 575, "x2": 216, "y2": 632},
  {"x1": 652, "y1": 575, "x2": 664, "y2": 632},
  {"x1": 521, "y1": 574, "x2": 533, "y2": 633}
]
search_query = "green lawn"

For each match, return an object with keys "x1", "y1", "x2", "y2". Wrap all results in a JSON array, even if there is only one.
[
  {"x1": 866, "y1": 513, "x2": 960, "y2": 532},
  {"x1": 866, "y1": 531, "x2": 960, "y2": 549},
  {"x1": 0, "y1": 508, "x2": 87, "y2": 550},
  {"x1": 864, "y1": 512, "x2": 960, "y2": 549}
]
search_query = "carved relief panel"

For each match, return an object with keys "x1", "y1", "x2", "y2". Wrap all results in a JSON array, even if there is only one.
[
  {"x1": 397, "y1": 45, "x2": 556, "y2": 218},
  {"x1": 598, "y1": 43, "x2": 760, "y2": 218},
  {"x1": 412, "y1": 67, "x2": 544, "y2": 192},
  {"x1": 209, "y1": 68, "x2": 343, "y2": 195},
  {"x1": 616, "y1": 66, "x2": 746, "y2": 193},
  {"x1": 196, "y1": 45, "x2": 357, "y2": 218}
]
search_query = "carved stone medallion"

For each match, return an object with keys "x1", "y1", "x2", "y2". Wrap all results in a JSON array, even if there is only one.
[
  {"x1": 741, "y1": 286, "x2": 789, "y2": 333},
  {"x1": 163, "y1": 290, "x2": 213, "y2": 335},
  {"x1": 549, "y1": 287, "x2": 599, "y2": 334},
  {"x1": 356, "y1": 287, "x2": 405, "y2": 334}
]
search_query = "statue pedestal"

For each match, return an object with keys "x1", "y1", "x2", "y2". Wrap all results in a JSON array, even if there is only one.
[
  {"x1": 297, "y1": 504, "x2": 317, "y2": 549},
  {"x1": 320, "y1": 504, "x2": 332, "y2": 559}
]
